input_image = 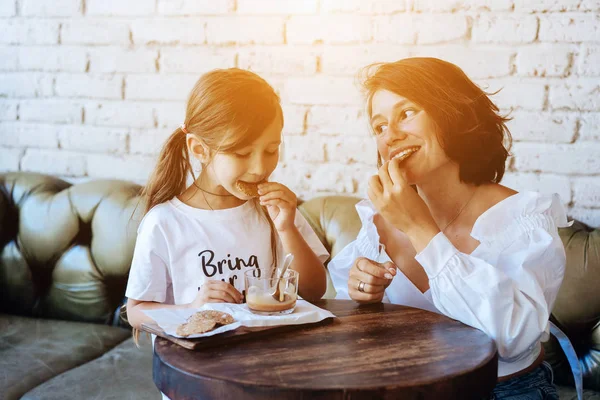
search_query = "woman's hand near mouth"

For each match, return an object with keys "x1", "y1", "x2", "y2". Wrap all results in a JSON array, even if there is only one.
[{"x1": 368, "y1": 158, "x2": 439, "y2": 252}]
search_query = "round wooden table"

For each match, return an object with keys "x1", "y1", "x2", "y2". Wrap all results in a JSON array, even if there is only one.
[{"x1": 153, "y1": 299, "x2": 498, "y2": 400}]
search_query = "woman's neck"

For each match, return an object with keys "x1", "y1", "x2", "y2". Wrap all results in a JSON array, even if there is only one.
[{"x1": 416, "y1": 167, "x2": 478, "y2": 231}]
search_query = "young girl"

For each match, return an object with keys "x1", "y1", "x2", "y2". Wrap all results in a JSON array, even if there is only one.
[{"x1": 125, "y1": 69, "x2": 329, "y2": 346}]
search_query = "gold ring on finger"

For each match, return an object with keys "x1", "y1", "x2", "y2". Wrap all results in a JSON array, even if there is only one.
[{"x1": 358, "y1": 281, "x2": 366, "y2": 293}]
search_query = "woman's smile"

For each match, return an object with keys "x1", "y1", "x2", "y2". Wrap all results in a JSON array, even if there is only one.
[{"x1": 389, "y1": 146, "x2": 421, "y2": 163}]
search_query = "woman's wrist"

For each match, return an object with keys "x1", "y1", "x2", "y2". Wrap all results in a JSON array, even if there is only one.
[{"x1": 404, "y1": 221, "x2": 440, "y2": 254}]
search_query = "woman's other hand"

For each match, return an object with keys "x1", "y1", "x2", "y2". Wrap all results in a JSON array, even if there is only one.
[{"x1": 348, "y1": 257, "x2": 396, "y2": 304}]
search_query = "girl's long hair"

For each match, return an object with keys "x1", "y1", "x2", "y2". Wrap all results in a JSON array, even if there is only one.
[
  {"x1": 132, "y1": 68, "x2": 283, "y2": 345},
  {"x1": 143, "y1": 68, "x2": 282, "y2": 213}
]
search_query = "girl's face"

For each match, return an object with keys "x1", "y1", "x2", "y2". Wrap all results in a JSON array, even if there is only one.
[
  {"x1": 206, "y1": 114, "x2": 283, "y2": 200},
  {"x1": 370, "y1": 89, "x2": 451, "y2": 184}
]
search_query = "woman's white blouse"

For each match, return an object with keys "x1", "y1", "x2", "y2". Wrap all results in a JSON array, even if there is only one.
[{"x1": 328, "y1": 191, "x2": 571, "y2": 377}]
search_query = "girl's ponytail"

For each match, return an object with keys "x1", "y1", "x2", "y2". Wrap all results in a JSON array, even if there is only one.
[
  {"x1": 132, "y1": 126, "x2": 190, "y2": 347},
  {"x1": 142, "y1": 126, "x2": 192, "y2": 214}
]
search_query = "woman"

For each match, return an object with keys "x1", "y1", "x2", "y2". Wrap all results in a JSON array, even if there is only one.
[{"x1": 328, "y1": 58, "x2": 570, "y2": 399}]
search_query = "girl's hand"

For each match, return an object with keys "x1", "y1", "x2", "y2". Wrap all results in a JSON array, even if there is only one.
[
  {"x1": 258, "y1": 182, "x2": 297, "y2": 232},
  {"x1": 348, "y1": 257, "x2": 396, "y2": 304},
  {"x1": 367, "y1": 159, "x2": 437, "y2": 235},
  {"x1": 189, "y1": 280, "x2": 243, "y2": 308}
]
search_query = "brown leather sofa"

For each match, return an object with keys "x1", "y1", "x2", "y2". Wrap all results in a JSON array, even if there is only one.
[{"x1": 1, "y1": 172, "x2": 599, "y2": 400}]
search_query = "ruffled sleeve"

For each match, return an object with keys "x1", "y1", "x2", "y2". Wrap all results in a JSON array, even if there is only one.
[
  {"x1": 415, "y1": 192, "x2": 569, "y2": 361},
  {"x1": 328, "y1": 200, "x2": 381, "y2": 300},
  {"x1": 293, "y1": 211, "x2": 330, "y2": 264}
]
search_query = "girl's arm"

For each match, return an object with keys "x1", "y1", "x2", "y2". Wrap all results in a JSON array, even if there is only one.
[
  {"x1": 258, "y1": 182, "x2": 328, "y2": 301},
  {"x1": 127, "y1": 298, "x2": 191, "y2": 330},
  {"x1": 279, "y1": 226, "x2": 327, "y2": 301},
  {"x1": 127, "y1": 280, "x2": 244, "y2": 330}
]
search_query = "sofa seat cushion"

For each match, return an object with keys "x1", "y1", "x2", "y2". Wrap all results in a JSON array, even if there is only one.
[
  {"x1": 0, "y1": 313, "x2": 130, "y2": 400},
  {"x1": 21, "y1": 335, "x2": 160, "y2": 400}
]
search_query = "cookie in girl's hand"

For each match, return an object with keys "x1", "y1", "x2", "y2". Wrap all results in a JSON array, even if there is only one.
[{"x1": 235, "y1": 180, "x2": 264, "y2": 197}]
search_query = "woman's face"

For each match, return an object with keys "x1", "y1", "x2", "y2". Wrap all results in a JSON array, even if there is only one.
[{"x1": 370, "y1": 89, "x2": 451, "y2": 184}]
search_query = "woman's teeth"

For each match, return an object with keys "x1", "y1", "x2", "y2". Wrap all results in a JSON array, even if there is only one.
[{"x1": 392, "y1": 147, "x2": 420, "y2": 162}]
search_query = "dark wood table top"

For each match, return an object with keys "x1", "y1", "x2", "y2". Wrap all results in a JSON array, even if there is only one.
[{"x1": 153, "y1": 299, "x2": 498, "y2": 400}]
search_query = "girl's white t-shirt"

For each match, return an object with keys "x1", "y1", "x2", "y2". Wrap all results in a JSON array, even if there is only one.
[{"x1": 125, "y1": 197, "x2": 329, "y2": 305}]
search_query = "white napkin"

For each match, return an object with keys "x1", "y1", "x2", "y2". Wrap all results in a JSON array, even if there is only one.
[{"x1": 143, "y1": 300, "x2": 335, "y2": 339}]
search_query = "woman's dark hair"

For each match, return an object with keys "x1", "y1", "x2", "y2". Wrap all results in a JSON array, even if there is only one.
[{"x1": 362, "y1": 57, "x2": 512, "y2": 185}]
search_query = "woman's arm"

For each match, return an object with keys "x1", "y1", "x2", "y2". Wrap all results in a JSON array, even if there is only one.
[
  {"x1": 417, "y1": 228, "x2": 565, "y2": 359},
  {"x1": 367, "y1": 160, "x2": 567, "y2": 359}
]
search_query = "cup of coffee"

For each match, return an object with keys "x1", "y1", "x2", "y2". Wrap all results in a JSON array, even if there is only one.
[{"x1": 244, "y1": 269, "x2": 298, "y2": 315}]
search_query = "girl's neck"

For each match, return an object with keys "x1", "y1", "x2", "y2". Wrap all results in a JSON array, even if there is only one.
[{"x1": 179, "y1": 175, "x2": 246, "y2": 210}]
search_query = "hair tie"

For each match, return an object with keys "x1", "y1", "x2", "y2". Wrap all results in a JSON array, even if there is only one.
[{"x1": 180, "y1": 123, "x2": 188, "y2": 134}]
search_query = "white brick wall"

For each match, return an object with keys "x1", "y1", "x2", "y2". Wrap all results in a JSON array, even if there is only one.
[
  {"x1": 0, "y1": 20, "x2": 59, "y2": 44},
  {"x1": 0, "y1": 73, "x2": 53, "y2": 97},
  {"x1": 55, "y1": 74, "x2": 123, "y2": 99},
  {"x1": 0, "y1": 46, "x2": 18, "y2": 70},
  {"x1": 84, "y1": 101, "x2": 154, "y2": 128},
  {"x1": 19, "y1": 99, "x2": 82, "y2": 124},
  {"x1": 21, "y1": 0, "x2": 82, "y2": 17},
  {"x1": 88, "y1": 47, "x2": 158, "y2": 73},
  {"x1": 578, "y1": 45, "x2": 600, "y2": 75},
  {"x1": 238, "y1": 0, "x2": 318, "y2": 15},
  {"x1": 0, "y1": 122, "x2": 59, "y2": 148},
  {"x1": 157, "y1": 0, "x2": 235, "y2": 16},
  {"x1": 21, "y1": 148, "x2": 86, "y2": 176},
  {"x1": 515, "y1": 45, "x2": 573, "y2": 77},
  {"x1": 0, "y1": 101, "x2": 18, "y2": 121},
  {"x1": 473, "y1": 14, "x2": 538, "y2": 43},
  {"x1": 205, "y1": 17, "x2": 284, "y2": 44},
  {"x1": 0, "y1": 1, "x2": 16, "y2": 17},
  {"x1": 0, "y1": 0, "x2": 599, "y2": 226},
  {"x1": 287, "y1": 16, "x2": 372, "y2": 44},
  {"x1": 18, "y1": 46, "x2": 87, "y2": 72},
  {"x1": 125, "y1": 74, "x2": 198, "y2": 101},
  {"x1": 61, "y1": 20, "x2": 130, "y2": 45},
  {"x1": 160, "y1": 47, "x2": 234, "y2": 73}
]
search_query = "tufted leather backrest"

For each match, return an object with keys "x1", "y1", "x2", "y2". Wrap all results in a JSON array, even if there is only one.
[
  {"x1": 0, "y1": 172, "x2": 143, "y2": 324},
  {"x1": 1, "y1": 173, "x2": 598, "y2": 390},
  {"x1": 298, "y1": 195, "x2": 600, "y2": 391}
]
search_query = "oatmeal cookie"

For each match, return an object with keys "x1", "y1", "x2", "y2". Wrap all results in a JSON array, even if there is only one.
[
  {"x1": 176, "y1": 319, "x2": 217, "y2": 337},
  {"x1": 188, "y1": 310, "x2": 235, "y2": 326},
  {"x1": 235, "y1": 180, "x2": 262, "y2": 197}
]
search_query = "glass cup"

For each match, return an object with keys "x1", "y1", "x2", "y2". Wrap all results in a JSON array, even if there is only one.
[{"x1": 244, "y1": 269, "x2": 299, "y2": 315}]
